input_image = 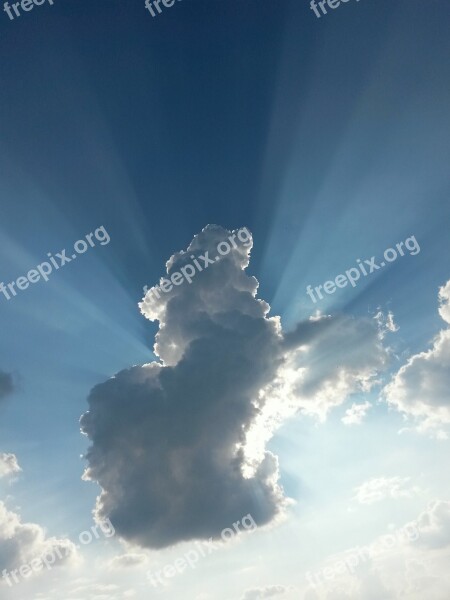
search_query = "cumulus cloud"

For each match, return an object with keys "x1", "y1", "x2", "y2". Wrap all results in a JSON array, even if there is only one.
[
  {"x1": 303, "y1": 500, "x2": 450, "y2": 600},
  {"x1": 341, "y1": 401, "x2": 372, "y2": 426},
  {"x1": 0, "y1": 370, "x2": 14, "y2": 402},
  {"x1": 242, "y1": 585, "x2": 288, "y2": 599},
  {"x1": 0, "y1": 500, "x2": 79, "y2": 579},
  {"x1": 0, "y1": 453, "x2": 21, "y2": 479},
  {"x1": 384, "y1": 279, "x2": 450, "y2": 437},
  {"x1": 81, "y1": 225, "x2": 391, "y2": 550},
  {"x1": 353, "y1": 477, "x2": 418, "y2": 505}
]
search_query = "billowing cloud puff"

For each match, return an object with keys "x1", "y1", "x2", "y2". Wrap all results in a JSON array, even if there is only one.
[
  {"x1": 0, "y1": 370, "x2": 14, "y2": 402},
  {"x1": 0, "y1": 501, "x2": 79, "y2": 577},
  {"x1": 342, "y1": 401, "x2": 372, "y2": 426},
  {"x1": 81, "y1": 226, "x2": 390, "y2": 550},
  {"x1": 0, "y1": 453, "x2": 21, "y2": 479},
  {"x1": 384, "y1": 279, "x2": 450, "y2": 437}
]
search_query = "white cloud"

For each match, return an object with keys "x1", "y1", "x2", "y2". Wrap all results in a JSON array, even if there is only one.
[
  {"x1": 0, "y1": 453, "x2": 21, "y2": 479},
  {"x1": 342, "y1": 401, "x2": 372, "y2": 426},
  {"x1": 242, "y1": 314, "x2": 390, "y2": 475},
  {"x1": 242, "y1": 585, "x2": 288, "y2": 599},
  {"x1": 384, "y1": 279, "x2": 450, "y2": 437},
  {"x1": 438, "y1": 281, "x2": 450, "y2": 324},
  {"x1": 375, "y1": 310, "x2": 399, "y2": 335},
  {"x1": 281, "y1": 314, "x2": 390, "y2": 421},
  {"x1": 0, "y1": 500, "x2": 79, "y2": 581},
  {"x1": 353, "y1": 477, "x2": 418, "y2": 505}
]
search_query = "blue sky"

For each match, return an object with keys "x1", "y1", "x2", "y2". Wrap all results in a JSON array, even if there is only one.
[{"x1": 1, "y1": 1, "x2": 450, "y2": 599}]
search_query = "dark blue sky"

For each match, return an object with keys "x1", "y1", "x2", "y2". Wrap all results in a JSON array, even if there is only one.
[{"x1": 1, "y1": 0, "x2": 449, "y2": 308}]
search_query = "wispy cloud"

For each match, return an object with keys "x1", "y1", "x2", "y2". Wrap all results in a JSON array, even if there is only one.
[{"x1": 353, "y1": 477, "x2": 419, "y2": 505}]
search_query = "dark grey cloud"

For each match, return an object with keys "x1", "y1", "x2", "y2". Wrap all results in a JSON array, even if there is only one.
[
  {"x1": 81, "y1": 225, "x2": 390, "y2": 550},
  {"x1": 0, "y1": 370, "x2": 14, "y2": 401}
]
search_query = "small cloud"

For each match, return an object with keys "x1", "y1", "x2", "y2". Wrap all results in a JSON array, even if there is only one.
[
  {"x1": 342, "y1": 401, "x2": 372, "y2": 426},
  {"x1": 0, "y1": 453, "x2": 21, "y2": 479},
  {"x1": 375, "y1": 310, "x2": 399, "y2": 335},
  {"x1": 438, "y1": 280, "x2": 450, "y2": 324},
  {"x1": 353, "y1": 477, "x2": 418, "y2": 505},
  {"x1": 107, "y1": 553, "x2": 147, "y2": 570},
  {"x1": 242, "y1": 585, "x2": 288, "y2": 599}
]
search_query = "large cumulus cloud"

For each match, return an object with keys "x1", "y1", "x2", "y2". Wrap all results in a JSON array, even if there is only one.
[{"x1": 81, "y1": 225, "x2": 390, "y2": 550}]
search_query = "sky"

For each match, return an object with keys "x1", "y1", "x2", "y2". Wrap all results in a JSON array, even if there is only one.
[{"x1": 0, "y1": 0, "x2": 450, "y2": 599}]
